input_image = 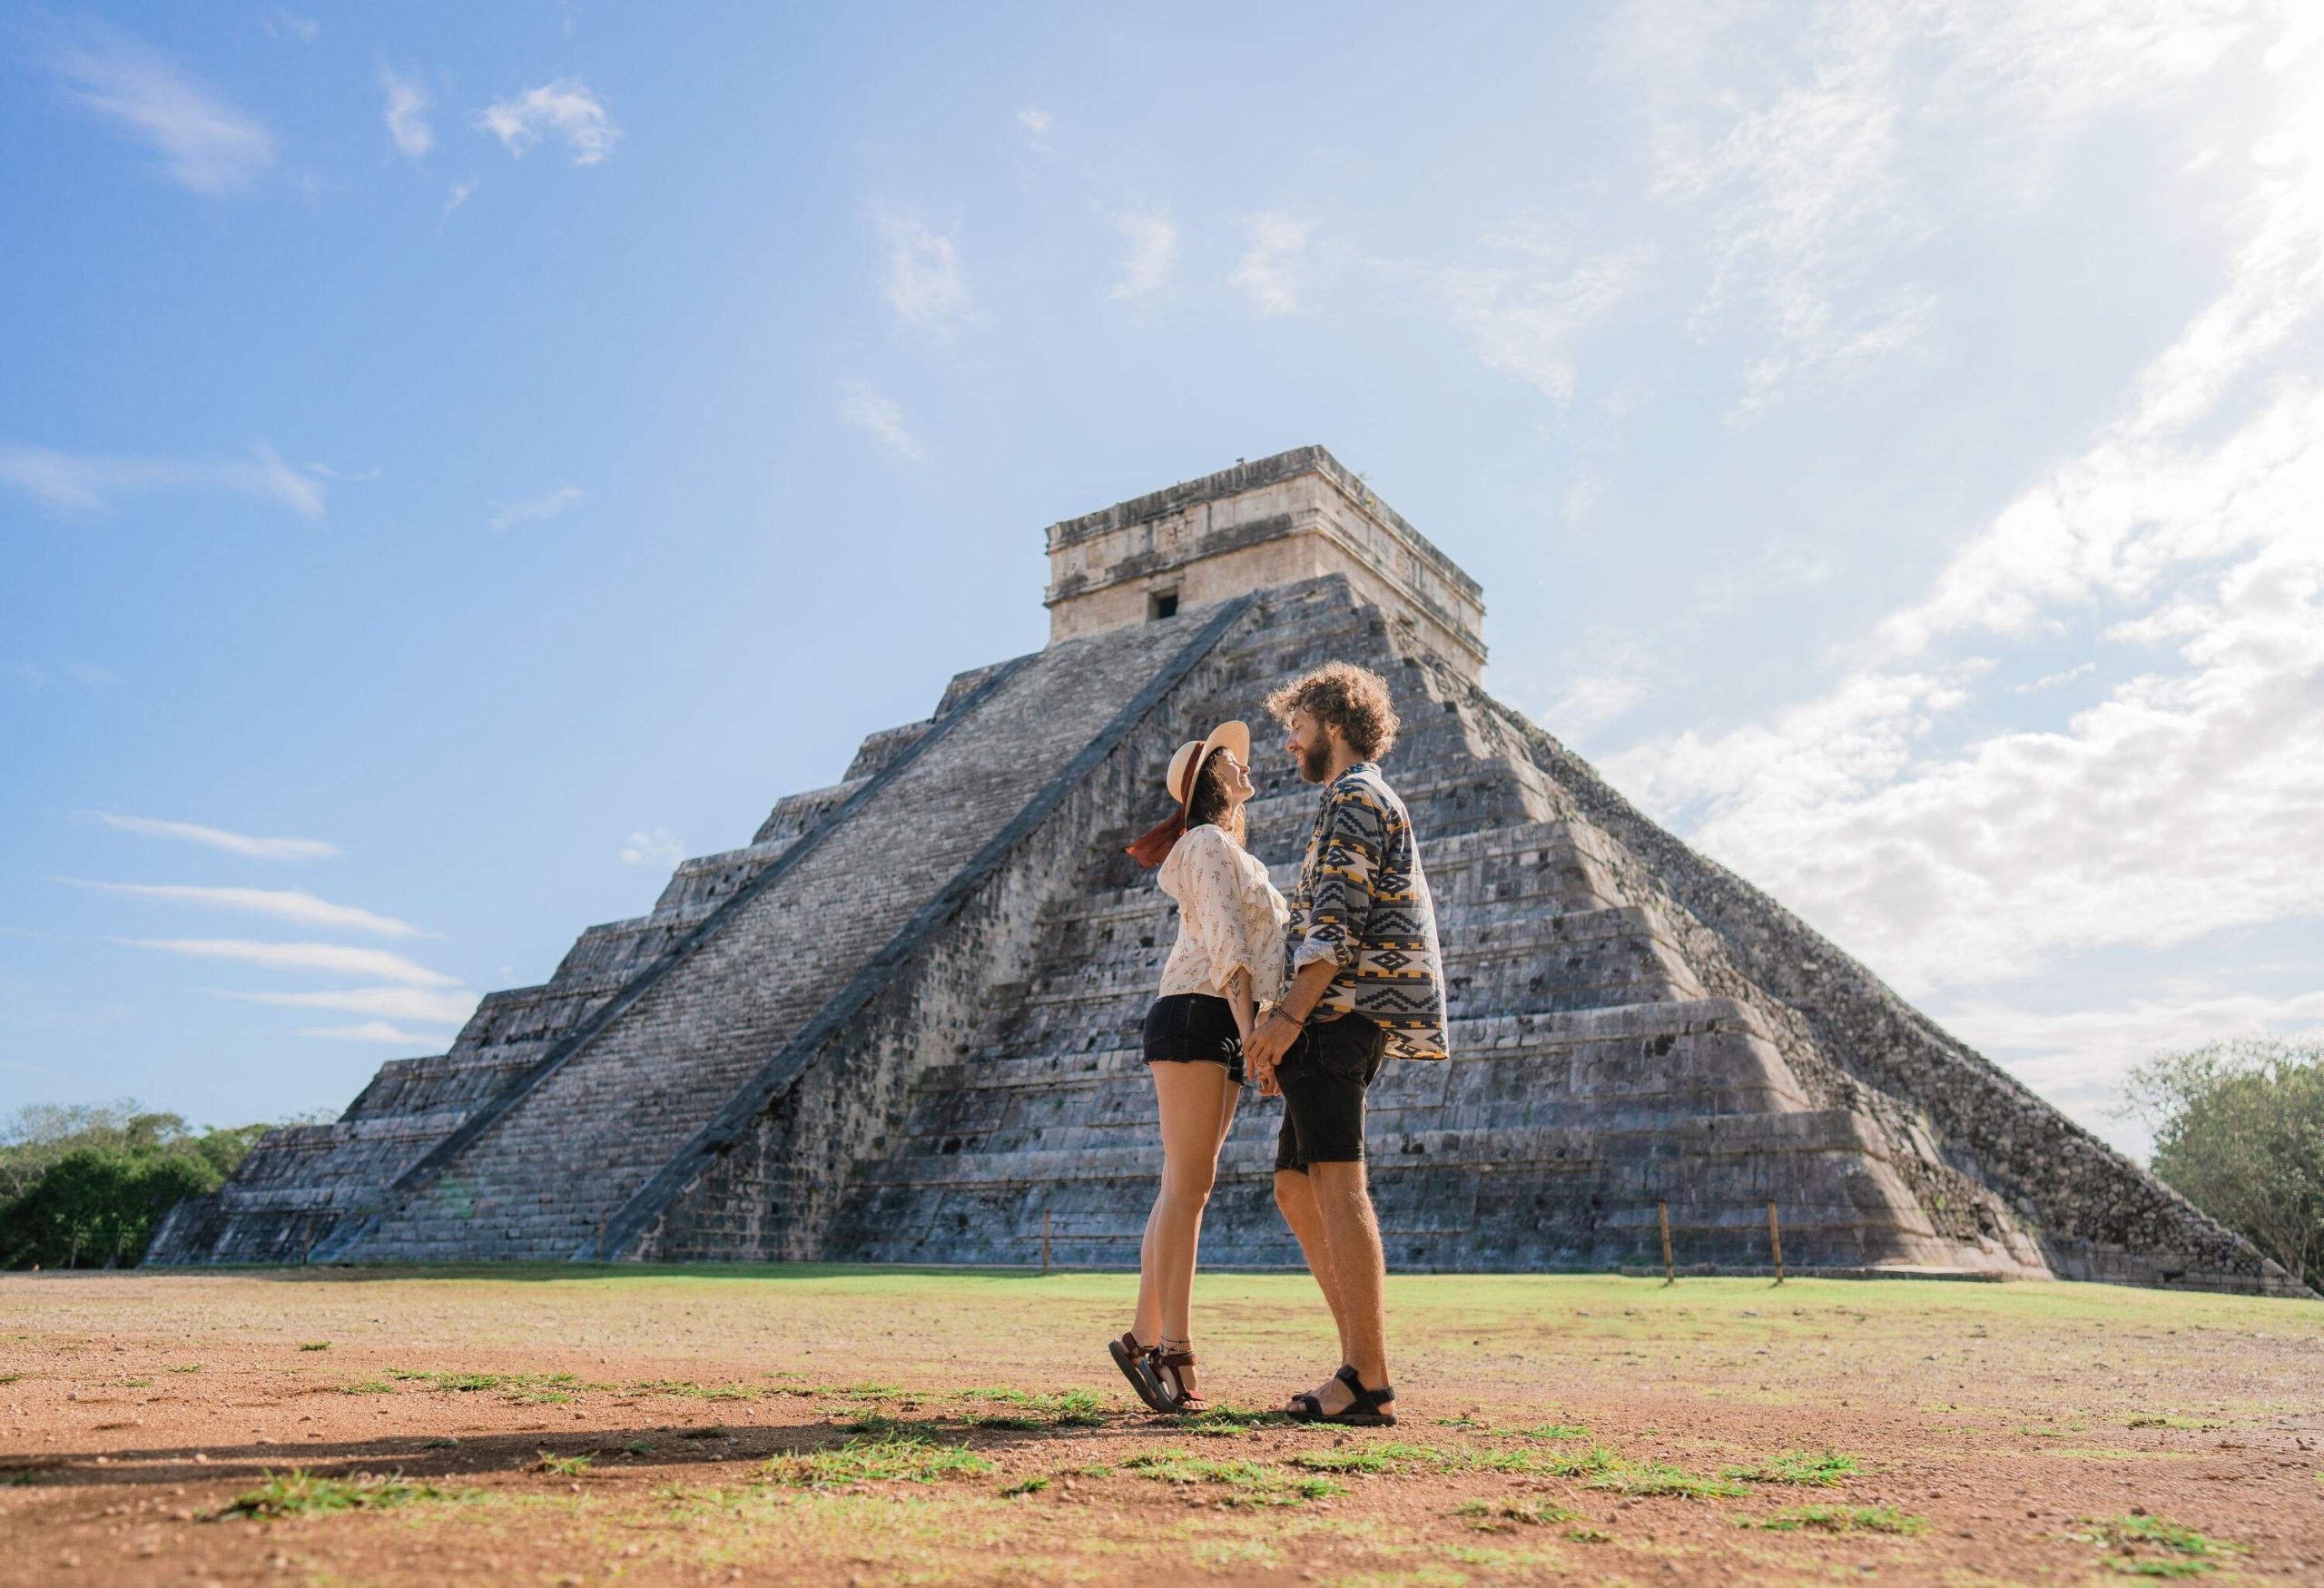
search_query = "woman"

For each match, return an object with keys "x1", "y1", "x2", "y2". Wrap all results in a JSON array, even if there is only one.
[{"x1": 1109, "y1": 720, "x2": 1286, "y2": 1414}]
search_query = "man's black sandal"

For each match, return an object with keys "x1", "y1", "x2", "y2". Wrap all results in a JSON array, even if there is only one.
[
  {"x1": 1109, "y1": 1331, "x2": 1173, "y2": 1413},
  {"x1": 1287, "y1": 1364, "x2": 1396, "y2": 1426}
]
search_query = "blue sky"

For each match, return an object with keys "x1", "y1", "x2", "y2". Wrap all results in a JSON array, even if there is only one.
[{"x1": 4, "y1": 2, "x2": 2319, "y2": 1159}]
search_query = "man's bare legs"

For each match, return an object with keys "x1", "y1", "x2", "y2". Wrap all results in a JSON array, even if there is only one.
[
  {"x1": 1130, "y1": 1061, "x2": 1240, "y2": 1399},
  {"x1": 1273, "y1": 1160, "x2": 1393, "y2": 1416}
]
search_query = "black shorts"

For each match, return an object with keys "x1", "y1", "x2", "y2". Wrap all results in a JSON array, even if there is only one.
[
  {"x1": 1274, "y1": 1012, "x2": 1386, "y2": 1173},
  {"x1": 1143, "y1": 993, "x2": 1246, "y2": 1086}
]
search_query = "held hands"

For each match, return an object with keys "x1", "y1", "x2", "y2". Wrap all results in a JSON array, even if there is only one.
[{"x1": 1243, "y1": 1008, "x2": 1305, "y2": 1095}]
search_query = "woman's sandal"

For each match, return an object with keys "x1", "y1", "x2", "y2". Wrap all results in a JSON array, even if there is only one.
[
  {"x1": 1286, "y1": 1364, "x2": 1396, "y2": 1426},
  {"x1": 1109, "y1": 1330, "x2": 1173, "y2": 1413},
  {"x1": 1151, "y1": 1344, "x2": 1207, "y2": 1415}
]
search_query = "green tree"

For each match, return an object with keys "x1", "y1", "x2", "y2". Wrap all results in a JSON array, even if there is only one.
[
  {"x1": 0, "y1": 1146, "x2": 223, "y2": 1268},
  {"x1": 0, "y1": 1100, "x2": 294, "y2": 1267},
  {"x1": 2120, "y1": 1038, "x2": 2324, "y2": 1288}
]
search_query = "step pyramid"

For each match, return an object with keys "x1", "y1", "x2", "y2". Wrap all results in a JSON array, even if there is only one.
[{"x1": 149, "y1": 447, "x2": 2300, "y2": 1294}]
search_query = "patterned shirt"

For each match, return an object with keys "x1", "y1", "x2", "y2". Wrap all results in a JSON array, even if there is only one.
[{"x1": 1284, "y1": 762, "x2": 1449, "y2": 1061}]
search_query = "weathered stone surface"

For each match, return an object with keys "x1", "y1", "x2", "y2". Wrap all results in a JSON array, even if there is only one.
[{"x1": 149, "y1": 447, "x2": 2304, "y2": 1296}]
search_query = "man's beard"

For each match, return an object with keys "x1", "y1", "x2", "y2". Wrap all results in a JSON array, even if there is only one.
[{"x1": 1297, "y1": 740, "x2": 1334, "y2": 784}]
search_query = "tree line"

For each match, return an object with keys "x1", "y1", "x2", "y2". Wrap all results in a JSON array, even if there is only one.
[{"x1": 0, "y1": 1101, "x2": 282, "y2": 1268}]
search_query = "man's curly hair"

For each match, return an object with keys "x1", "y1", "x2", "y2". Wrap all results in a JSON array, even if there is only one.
[{"x1": 1264, "y1": 661, "x2": 1401, "y2": 761}]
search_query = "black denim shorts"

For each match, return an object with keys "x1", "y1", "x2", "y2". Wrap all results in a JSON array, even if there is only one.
[
  {"x1": 1143, "y1": 993, "x2": 1246, "y2": 1086},
  {"x1": 1274, "y1": 1013, "x2": 1386, "y2": 1172}
]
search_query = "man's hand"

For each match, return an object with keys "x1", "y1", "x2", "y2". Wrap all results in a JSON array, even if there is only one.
[{"x1": 1244, "y1": 1008, "x2": 1303, "y2": 1089}]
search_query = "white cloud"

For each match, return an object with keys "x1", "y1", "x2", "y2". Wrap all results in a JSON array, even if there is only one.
[
  {"x1": 1232, "y1": 212, "x2": 1310, "y2": 316},
  {"x1": 1608, "y1": 0, "x2": 2262, "y2": 420},
  {"x1": 42, "y1": 18, "x2": 277, "y2": 196},
  {"x1": 0, "y1": 440, "x2": 323, "y2": 518},
  {"x1": 74, "y1": 811, "x2": 339, "y2": 861},
  {"x1": 1108, "y1": 212, "x2": 1178, "y2": 301},
  {"x1": 478, "y1": 79, "x2": 621, "y2": 165},
  {"x1": 487, "y1": 484, "x2": 585, "y2": 531},
  {"x1": 216, "y1": 986, "x2": 478, "y2": 1024},
  {"x1": 1387, "y1": 215, "x2": 1647, "y2": 403},
  {"x1": 58, "y1": 880, "x2": 423, "y2": 939},
  {"x1": 114, "y1": 939, "x2": 460, "y2": 987},
  {"x1": 1017, "y1": 107, "x2": 1052, "y2": 136},
  {"x1": 1937, "y1": 986, "x2": 2324, "y2": 1155},
  {"x1": 621, "y1": 827, "x2": 684, "y2": 869},
  {"x1": 442, "y1": 175, "x2": 478, "y2": 224},
  {"x1": 1604, "y1": 10, "x2": 2324, "y2": 1000},
  {"x1": 877, "y1": 211, "x2": 972, "y2": 336},
  {"x1": 839, "y1": 380, "x2": 925, "y2": 463},
  {"x1": 381, "y1": 66, "x2": 434, "y2": 159},
  {"x1": 262, "y1": 10, "x2": 320, "y2": 44},
  {"x1": 295, "y1": 1020, "x2": 446, "y2": 1045}
]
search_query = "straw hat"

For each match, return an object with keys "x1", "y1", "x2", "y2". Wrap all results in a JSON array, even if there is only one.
[
  {"x1": 1126, "y1": 719, "x2": 1249, "y2": 867},
  {"x1": 1164, "y1": 720, "x2": 1251, "y2": 811}
]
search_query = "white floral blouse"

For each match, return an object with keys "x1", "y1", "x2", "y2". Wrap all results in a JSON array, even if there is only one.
[{"x1": 1156, "y1": 823, "x2": 1289, "y2": 1006}]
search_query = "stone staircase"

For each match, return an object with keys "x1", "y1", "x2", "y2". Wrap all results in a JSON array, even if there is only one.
[{"x1": 815, "y1": 582, "x2": 2047, "y2": 1276}]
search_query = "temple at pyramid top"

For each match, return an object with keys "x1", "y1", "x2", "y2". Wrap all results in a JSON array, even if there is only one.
[{"x1": 1043, "y1": 444, "x2": 1489, "y2": 681}]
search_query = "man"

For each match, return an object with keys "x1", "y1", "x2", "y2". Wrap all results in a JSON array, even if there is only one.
[{"x1": 1243, "y1": 661, "x2": 1448, "y2": 1426}]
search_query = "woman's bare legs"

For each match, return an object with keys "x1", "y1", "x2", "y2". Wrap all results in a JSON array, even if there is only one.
[{"x1": 1131, "y1": 1060, "x2": 1241, "y2": 1401}]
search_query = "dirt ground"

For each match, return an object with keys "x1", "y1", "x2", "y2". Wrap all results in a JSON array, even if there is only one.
[{"x1": 1, "y1": 1265, "x2": 2318, "y2": 1586}]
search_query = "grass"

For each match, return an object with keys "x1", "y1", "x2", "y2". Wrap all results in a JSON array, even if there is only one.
[
  {"x1": 630, "y1": 1378, "x2": 763, "y2": 1401},
  {"x1": 957, "y1": 1388, "x2": 1106, "y2": 1428},
  {"x1": 1457, "y1": 1498, "x2": 1583, "y2": 1532},
  {"x1": 297, "y1": 1341, "x2": 330, "y2": 1352},
  {"x1": 1433, "y1": 1414, "x2": 1589, "y2": 1440},
  {"x1": 1725, "y1": 1447, "x2": 1859, "y2": 1486},
  {"x1": 1121, "y1": 1450, "x2": 1348, "y2": 1506},
  {"x1": 1171, "y1": 1404, "x2": 1289, "y2": 1436},
  {"x1": 1000, "y1": 1475, "x2": 1050, "y2": 1496},
  {"x1": 759, "y1": 1435, "x2": 993, "y2": 1488},
  {"x1": 210, "y1": 1468, "x2": 470, "y2": 1520},
  {"x1": 164, "y1": 1364, "x2": 201, "y2": 1375},
  {"x1": 1745, "y1": 1504, "x2": 1927, "y2": 1535},
  {"x1": 2071, "y1": 1515, "x2": 2247, "y2": 1577},
  {"x1": 383, "y1": 1368, "x2": 586, "y2": 1404},
  {"x1": 339, "y1": 1379, "x2": 395, "y2": 1395},
  {"x1": 534, "y1": 1451, "x2": 594, "y2": 1477},
  {"x1": 1587, "y1": 1460, "x2": 1748, "y2": 1499}
]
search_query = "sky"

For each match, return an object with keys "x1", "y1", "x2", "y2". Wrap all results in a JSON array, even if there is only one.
[{"x1": 3, "y1": 1, "x2": 2319, "y2": 1162}]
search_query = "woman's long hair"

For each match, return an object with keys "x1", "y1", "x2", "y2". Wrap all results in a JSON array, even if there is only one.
[{"x1": 1126, "y1": 745, "x2": 1246, "y2": 867}]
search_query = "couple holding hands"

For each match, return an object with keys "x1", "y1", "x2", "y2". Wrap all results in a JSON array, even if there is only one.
[{"x1": 1109, "y1": 662, "x2": 1448, "y2": 1427}]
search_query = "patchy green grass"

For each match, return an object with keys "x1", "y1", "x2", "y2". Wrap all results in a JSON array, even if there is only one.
[
  {"x1": 1457, "y1": 1497, "x2": 1584, "y2": 1532},
  {"x1": 1171, "y1": 1404, "x2": 1290, "y2": 1436},
  {"x1": 164, "y1": 1364, "x2": 201, "y2": 1375},
  {"x1": 1725, "y1": 1447, "x2": 1859, "y2": 1486},
  {"x1": 958, "y1": 1388, "x2": 1106, "y2": 1428},
  {"x1": 338, "y1": 1379, "x2": 395, "y2": 1395},
  {"x1": 296, "y1": 1341, "x2": 330, "y2": 1352},
  {"x1": 760, "y1": 1435, "x2": 993, "y2": 1488},
  {"x1": 1587, "y1": 1460, "x2": 1747, "y2": 1499},
  {"x1": 210, "y1": 1468, "x2": 470, "y2": 1520},
  {"x1": 630, "y1": 1377, "x2": 763, "y2": 1401},
  {"x1": 2071, "y1": 1515, "x2": 2247, "y2": 1577},
  {"x1": 1285, "y1": 1442, "x2": 1444, "y2": 1474},
  {"x1": 534, "y1": 1451, "x2": 594, "y2": 1477},
  {"x1": 1121, "y1": 1450, "x2": 1347, "y2": 1506},
  {"x1": 419, "y1": 1438, "x2": 458, "y2": 1451},
  {"x1": 1745, "y1": 1504, "x2": 1928, "y2": 1535},
  {"x1": 383, "y1": 1368, "x2": 586, "y2": 1404},
  {"x1": 1000, "y1": 1475, "x2": 1050, "y2": 1497},
  {"x1": 1433, "y1": 1414, "x2": 1588, "y2": 1440}
]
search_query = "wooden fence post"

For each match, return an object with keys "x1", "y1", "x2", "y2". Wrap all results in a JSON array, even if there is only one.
[
  {"x1": 1041, "y1": 1208, "x2": 1052, "y2": 1277},
  {"x1": 1657, "y1": 1200, "x2": 1675, "y2": 1286},
  {"x1": 1768, "y1": 1201, "x2": 1785, "y2": 1285}
]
